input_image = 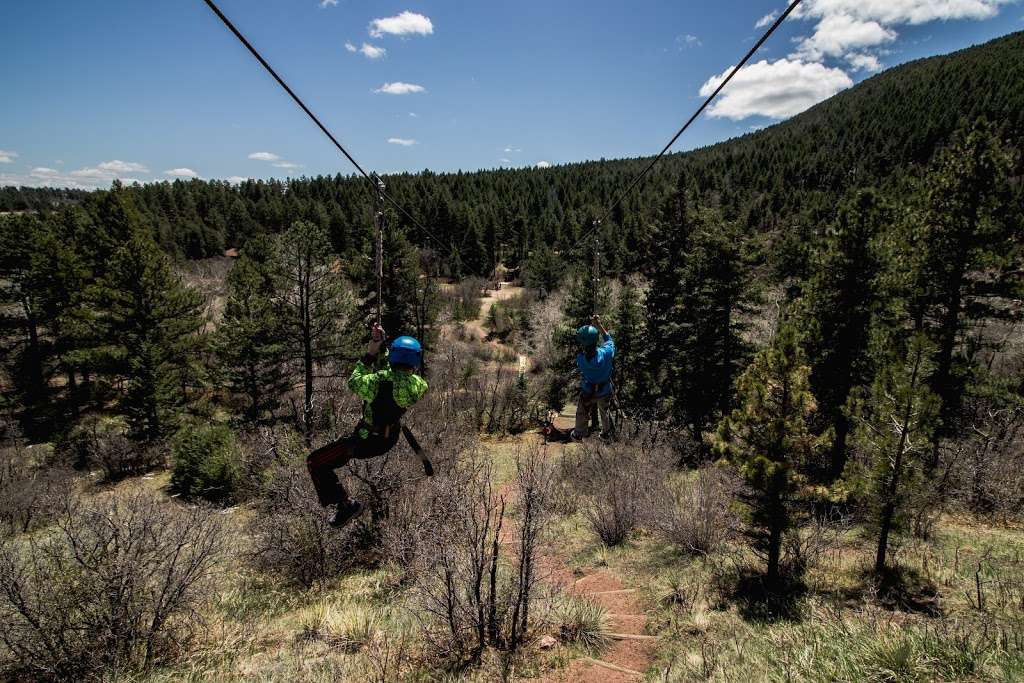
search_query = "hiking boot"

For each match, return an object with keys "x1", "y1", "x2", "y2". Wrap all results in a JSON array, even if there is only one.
[
  {"x1": 329, "y1": 499, "x2": 365, "y2": 528},
  {"x1": 570, "y1": 429, "x2": 585, "y2": 442},
  {"x1": 599, "y1": 431, "x2": 615, "y2": 443}
]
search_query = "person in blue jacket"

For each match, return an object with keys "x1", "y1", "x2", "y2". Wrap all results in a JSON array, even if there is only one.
[{"x1": 572, "y1": 314, "x2": 615, "y2": 441}]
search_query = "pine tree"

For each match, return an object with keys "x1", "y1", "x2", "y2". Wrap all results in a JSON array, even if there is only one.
[
  {"x1": 522, "y1": 245, "x2": 565, "y2": 299},
  {"x1": 644, "y1": 172, "x2": 753, "y2": 441},
  {"x1": 276, "y1": 220, "x2": 358, "y2": 442},
  {"x1": 802, "y1": 190, "x2": 886, "y2": 481},
  {"x1": 672, "y1": 214, "x2": 753, "y2": 449},
  {"x1": 88, "y1": 228, "x2": 207, "y2": 441},
  {"x1": 215, "y1": 238, "x2": 289, "y2": 424},
  {"x1": 898, "y1": 123, "x2": 1019, "y2": 469},
  {"x1": 852, "y1": 334, "x2": 939, "y2": 574},
  {"x1": 0, "y1": 215, "x2": 54, "y2": 427},
  {"x1": 644, "y1": 173, "x2": 695, "y2": 420},
  {"x1": 714, "y1": 323, "x2": 825, "y2": 584},
  {"x1": 609, "y1": 282, "x2": 648, "y2": 412}
]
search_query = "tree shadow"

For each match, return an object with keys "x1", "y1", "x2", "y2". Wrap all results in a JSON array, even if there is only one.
[
  {"x1": 870, "y1": 564, "x2": 942, "y2": 617},
  {"x1": 723, "y1": 568, "x2": 808, "y2": 624}
]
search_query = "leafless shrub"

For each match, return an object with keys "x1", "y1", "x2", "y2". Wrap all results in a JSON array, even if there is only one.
[
  {"x1": 525, "y1": 289, "x2": 566, "y2": 375},
  {"x1": 0, "y1": 422, "x2": 71, "y2": 537},
  {"x1": 412, "y1": 445, "x2": 555, "y2": 664},
  {"x1": 442, "y1": 277, "x2": 487, "y2": 322},
  {"x1": 464, "y1": 365, "x2": 533, "y2": 434},
  {"x1": 247, "y1": 455, "x2": 370, "y2": 589},
  {"x1": 782, "y1": 510, "x2": 851, "y2": 577},
  {"x1": 560, "y1": 437, "x2": 674, "y2": 546},
  {"x1": 654, "y1": 466, "x2": 738, "y2": 556},
  {"x1": 950, "y1": 402, "x2": 1024, "y2": 522},
  {"x1": 232, "y1": 426, "x2": 299, "y2": 502},
  {"x1": 0, "y1": 490, "x2": 224, "y2": 680},
  {"x1": 91, "y1": 433, "x2": 165, "y2": 482}
]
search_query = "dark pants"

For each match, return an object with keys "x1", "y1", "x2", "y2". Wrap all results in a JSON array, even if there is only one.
[{"x1": 306, "y1": 426, "x2": 400, "y2": 507}]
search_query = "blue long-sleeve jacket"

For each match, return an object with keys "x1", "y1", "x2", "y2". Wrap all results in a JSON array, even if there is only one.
[{"x1": 576, "y1": 333, "x2": 615, "y2": 397}]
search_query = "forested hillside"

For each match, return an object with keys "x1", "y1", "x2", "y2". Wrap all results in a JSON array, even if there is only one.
[{"x1": 3, "y1": 32, "x2": 1023, "y2": 278}]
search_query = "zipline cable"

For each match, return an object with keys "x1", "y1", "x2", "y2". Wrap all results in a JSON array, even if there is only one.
[
  {"x1": 374, "y1": 176, "x2": 386, "y2": 326},
  {"x1": 200, "y1": 0, "x2": 451, "y2": 255},
  {"x1": 569, "y1": 0, "x2": 804, "y2": 255}
]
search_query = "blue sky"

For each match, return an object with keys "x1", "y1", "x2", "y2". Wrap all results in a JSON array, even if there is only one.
[{"x1": 1, "y1": 0, "x2": 1021, "y2": 188}]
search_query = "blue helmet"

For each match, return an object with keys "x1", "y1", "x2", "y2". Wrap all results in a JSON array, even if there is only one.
[
  {"x1": 576, "y1": 325, "x2": 599, "y2": 349},
  {"x1": 389, "y1": 336, "x2": 422, "y2": 368}
]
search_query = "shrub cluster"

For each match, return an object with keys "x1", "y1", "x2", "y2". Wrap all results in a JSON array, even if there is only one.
[{"x1": 0, "y1": 490, "x2": 224, "y2": 680}]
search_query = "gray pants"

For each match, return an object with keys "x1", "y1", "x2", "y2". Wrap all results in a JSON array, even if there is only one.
[{"x1": 574, "y1": 394, "x2": 613, "y2": 438}]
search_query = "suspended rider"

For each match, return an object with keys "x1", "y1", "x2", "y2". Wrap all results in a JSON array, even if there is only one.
[
  {"x1": 572, "y1": 314, "x2": 616, "y2": 441},
  {"x1": 306, "y1": 323, "x2": 428, "y2": 528}
]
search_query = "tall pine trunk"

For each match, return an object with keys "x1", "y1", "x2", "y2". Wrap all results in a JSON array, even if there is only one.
[
  {"x1": 875, "y1": 346, "x2": 923, "y2": 574},
  {"x1": 767, "y1": 521, "x2": 783, "y2": 585}
]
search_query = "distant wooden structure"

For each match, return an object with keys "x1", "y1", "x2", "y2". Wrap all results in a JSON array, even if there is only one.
[{"x1": 224, "y1": 247, "x2": 240, "y2": 258}]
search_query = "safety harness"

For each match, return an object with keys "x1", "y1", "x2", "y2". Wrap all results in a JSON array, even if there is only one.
[{"x1": 359, "y1": 378, "x2": 433, "y2": 476}]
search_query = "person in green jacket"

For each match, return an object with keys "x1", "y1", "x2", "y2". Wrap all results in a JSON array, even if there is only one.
[{"x1": 306, "y1": 322, "x2": 428, "y2": 528}]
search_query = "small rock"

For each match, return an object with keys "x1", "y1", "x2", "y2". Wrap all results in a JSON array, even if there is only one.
[{"x1": 538, "y1": 635, "x2": 557, "y2": 650}]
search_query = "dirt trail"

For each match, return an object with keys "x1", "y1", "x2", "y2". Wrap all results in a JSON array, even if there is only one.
[
  {"x1": 540, "y1": 567, "x2": 657, "y2": 682},
  {"x1": 463, "y1": 284, "x2": 530, "y2": 373},
  {"x1": 518, "y1": 407, "x2": 657, "y2": 681}
]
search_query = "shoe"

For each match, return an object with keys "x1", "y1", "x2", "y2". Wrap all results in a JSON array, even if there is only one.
[
  {"x1": 570, "y1": 430, "x2": 585, "y2": 442},
  {"x1": 599, "y1": 432, "x2": 613, "y2": 443},
  {"x1": 329, "y1": 499, "x2": 365, "y2": 528}
]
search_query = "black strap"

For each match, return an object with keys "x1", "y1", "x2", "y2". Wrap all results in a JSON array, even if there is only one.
[{"x1": 402, "y1": 425, "x2": 433, "y2": 477}]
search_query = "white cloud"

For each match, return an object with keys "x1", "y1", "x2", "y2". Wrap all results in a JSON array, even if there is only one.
[
  {"x1": 4, "y1": 159, "x2": 151, "y2": 188},
  {"x1": 369, "y1": 11, "x2": 434, "y2": 38},
  {"x1": 344, "y1": 42, "x2": 357, "y2": 52},
  {"x1": 274, "y1": 163, "x2": 299, "y2": 170},
  {"x1": 677, "y1": 34, "x2": 702, "y2": 48},
  {"x1": 3, "y1": 163, "x2": 154, "y2": 189},
  {"x1": 699, "y1": 58, "x2": 853, "y2": 120},
  {"x1": 535, "y1": 161, "x2": 552, "y2": 168},
  {"x1": 503, "y1": 146, "x2": 522, "y2": 153},
  {"x1": 846, "y1": 51, "x2": 884, "y2": 72},
  {"x1": 359, "y1": 43, "x2": 387, "y2": 59},
  {"x1": 5, "y1": 165, "x2": 147, "y2": 189},
  {"x1": 248, "y1": 151, "x2": 280, "y2": 161},
  {"x1": 0, "y1": 150, "x2": 17, "y2": 164},
  {"x1": 165, "y1": 168, "x2": 199, "y2": 178},
  {"x1": 97, "y1": 159, "x2": 149, "y2": 173},
  {"x1": 69, "y1": 167, "x2": 116, "y2": 180},
  {"x1": 794, "y1": 14, "x2": 896, "y2": 60},
  {"x1": 756, "y1": 10, "x2": 780, "y2": 28},
  {"x1": 408, "y1": 112, "x2": 418, "y2": 117},
  {"x1": 374, "y1": 82, "x2": 426, "y2": 95},
  {"x1": 387, "y1": 137, "x2": 417, "y2": 146},
  {"x1": 499, "y1": 158, "x2": 512, "y2": 163},
  {"x1": 793, "y1": 0, "x2": 1014, "y2": 25},
  {"x1": 226, "y1": 176, "x2": 252, "y2": 185},
  {"x1": 789, "y1": 0, "x2": 1019, "y2": 70},
  {"x1": 320, "y1": 0, "x2": 338, "y2": 7}
]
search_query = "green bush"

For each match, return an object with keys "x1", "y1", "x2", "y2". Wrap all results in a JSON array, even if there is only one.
[{"x1": 170, "y1": 424, "x2": 239, "y2": 504}]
